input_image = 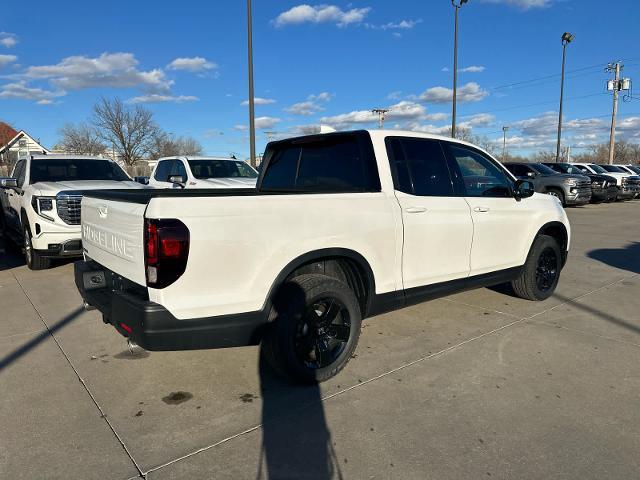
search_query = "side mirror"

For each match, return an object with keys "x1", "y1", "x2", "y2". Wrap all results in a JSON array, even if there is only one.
[
  {"x1": 134, "y1": 176, "x2": 149, "y2": 185},
  {"x1": 514, "y1": 180, "x2": 535, "y2": 200},
  {"x1": 168, "y1": 174, "x2": 187, "y2": 188},
  {"x1": 0, "y1": 177, "x2": 18, "y2": 188}
]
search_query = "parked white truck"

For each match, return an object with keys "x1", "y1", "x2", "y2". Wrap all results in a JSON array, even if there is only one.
[
  {"x1": 0, "y1": 154, "x2": 146, "y2": 269},
  {"x1": 75, "y1": 130, "x2": 571, "y2": 383},
  {"x1": 148, "y1": 156, "x2": 258, "y2": 189}
]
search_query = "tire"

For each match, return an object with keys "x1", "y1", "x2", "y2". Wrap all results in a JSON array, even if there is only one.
[
  {"x1": 23, "y1": 226, "x2": 50, "y2": 270},
  {"x1": 546, "y1": 188, "x2": 565, "y2": 207},
  {"x1": 511, "y1": 234, "x2": 562, "y2": 301},
  {"x1": 262, "y1": 273, "x2": 362, "y2": 384}
]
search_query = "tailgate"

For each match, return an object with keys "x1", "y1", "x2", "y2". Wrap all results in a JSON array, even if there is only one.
[{"x1": 81, "y1": 195, "x2": 147, "y2": 286}]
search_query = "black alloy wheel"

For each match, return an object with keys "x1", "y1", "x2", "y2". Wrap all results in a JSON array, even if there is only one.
[{"x1": 535, "y1": 247, "x2": 558, "y2": 293}]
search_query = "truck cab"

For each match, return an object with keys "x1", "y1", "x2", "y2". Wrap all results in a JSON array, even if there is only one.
[{"x1": 148, "y1": 156, "x2": 258, "y2": 189}]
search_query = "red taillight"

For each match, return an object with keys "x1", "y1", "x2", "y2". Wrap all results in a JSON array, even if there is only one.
[
  {"x1": 120, "y1": 322, "x2": 133, "y2": 334},
  {"x1": 144, "y1": 219, "x2": 190, "y2": 288}
]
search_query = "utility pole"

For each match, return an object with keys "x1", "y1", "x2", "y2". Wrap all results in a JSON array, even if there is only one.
[
  {"x1": 451, "y1": 0, "x2": 469, "y2": 139},
  {"x1": 264, "y1": 131, "x2": 277, "y2": 142},
  {"x1": 247, "y1": 0, "x2": 256, "y2": 168},
  {"x1": 607, "y1": 62, "x2": 622, "y2": 165},
  {"x1": 371, "y1": 109, "x2": 390, "y2": 129},
  {"x1": 502, "y1": 126, "x2": 509, "y2": 162},
  {"x1": 556, "y1": 32, "x2": 574, "y2": 162}
]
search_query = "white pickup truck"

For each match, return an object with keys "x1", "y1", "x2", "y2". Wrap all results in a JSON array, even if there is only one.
[
  {"x1": 148, "y1": 156, "x2": 258, "y2": 189},
  {"x1": 0, "y1": 154, "x2": 146, "y2": 269},
  {"x1": 75, "y1": 130, "x2": 570, "y2": 383}
]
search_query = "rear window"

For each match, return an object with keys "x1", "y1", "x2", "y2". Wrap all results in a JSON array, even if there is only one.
[
  {"x1": 30, "y1": 159, "x2": 130, "y2": 183},
  {"x1": 260, "y1": 131, "x2": 380, "y2": 192}
]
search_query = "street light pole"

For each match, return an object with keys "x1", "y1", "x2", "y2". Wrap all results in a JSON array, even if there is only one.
[
  {"x1": 502, "y1": 126, "x2": 509, "y2": 162},
  {"x1": 555, "y1": 32, "x2": 574, "y2": 162},
  {"x1": 247, "y1": 0, "x2": 256, "y2": 168},
  {"x1": 451, "y1": 0, "x2": 468, "y2": 139}
]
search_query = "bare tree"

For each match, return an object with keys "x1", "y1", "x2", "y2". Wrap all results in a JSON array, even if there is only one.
[
  {"x1": 531, "y1": 151, "x2": 557, "y2": 163},
  {"x1": 92, "y1": 97, "x2": 159, "y2": 165},
  {"x1": 149, "y1": 132, "x2": 203, "y2": 159},
  {"x1": 57, "y1": 123, "x2": 106, "y2": 156},
  {"x1": 444, "y1": 127, "x2": 498, "y2": 156}
]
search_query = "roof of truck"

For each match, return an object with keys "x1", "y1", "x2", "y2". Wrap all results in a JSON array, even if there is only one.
[{"x1": 30, "y1": 154, "x2": 116, "y2": 161}]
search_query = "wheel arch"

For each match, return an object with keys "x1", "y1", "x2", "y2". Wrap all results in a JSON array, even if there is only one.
[
  {"x1": 262, "y1": 248, "x2": 377, "y2": 320},
  {"x1": 535, "y1": 221, "x2": 569, "y2": 266}
]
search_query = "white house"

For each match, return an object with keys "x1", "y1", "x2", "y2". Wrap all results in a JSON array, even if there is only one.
[{"x1": 0, "y1": 130, "x2": 50, "y2": 163}]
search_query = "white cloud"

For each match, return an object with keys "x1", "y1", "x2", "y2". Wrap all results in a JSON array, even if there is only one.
[
  {"x1": 320, "y1": 101, "x2": 429, "y2": 128},
  {"x1": 285, "y1": 92, "x2": 333, "y2": 115},
  {"x1": 480, "y1": 0, "x2": 552, "y2": 9},
  {"x1": 419, "y1": 82, "x2": 488, "y2": 104},
  {"x1": 235, "y1": 116, "x2": 281, "y2": 130},
  {"x1": 441, "y1": 67, "x2": 450, "y2": 72},
  {"x1": 127, "y1": 94, "x2": 199, "y2": 104},
  {"x1": 167, "y1": 57, "x2": 217, "y2": 72},
  {"x1": 380, "y1": 19, "x2": 422, "y2": 30},
  {"x1": 460, "y1": 113, "x2": 494, "y2": 128},
  {"x1": 0, "y1": 32, "x2": 18, "y2": 48},
  {"x1": 241, "y1": 97, "x2": 276, "y2": 106},
  {"x1": 459, "y1": 65, "x2": 485, "y2": 73},
  {"x1": 407, "y1": 124, "x2": 451, "y2": 135},
  {"x1": 24, "y1": 52, "x2": 173, "y2": 93},
  {"x1": 274, "y1": 4, "x2": 371, "y2": 27},
  {"x1": 0, "y1": 54, "x2": 17, "y2": 67},
  {"x1": 0, "y1": 81, "x2": 63, "y2": 102}
]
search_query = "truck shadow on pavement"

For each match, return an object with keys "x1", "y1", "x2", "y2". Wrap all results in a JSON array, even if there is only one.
[
  {"x1": 256, "y1": 282, "x2": 343, "y2": 480},
  {"x1": 587, "y1": 242, "x2": 640, "y2": 275},
  {"x1": 0, "y1": 306, "x2": 84, "y2": 372}
]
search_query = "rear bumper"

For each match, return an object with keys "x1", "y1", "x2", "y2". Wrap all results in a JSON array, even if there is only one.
[{"x1": 74, "y1": 260, "x2": 265, "y2": 351}]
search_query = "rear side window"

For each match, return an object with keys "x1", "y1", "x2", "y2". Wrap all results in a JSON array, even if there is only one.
[
  {"x1": 154, "y1": 160, "x2": 174, "y2": 182},
  {"x1": 261, "y1": 131, "x2": 380, "y2": 192},
  {"x1": 385, "y1": 137, "x2": 454, "y2": 196}
]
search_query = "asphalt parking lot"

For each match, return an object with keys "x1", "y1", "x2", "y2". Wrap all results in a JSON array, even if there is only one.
[{"x1": 1, "y1": 201, "x2": 639, "y2": 480}]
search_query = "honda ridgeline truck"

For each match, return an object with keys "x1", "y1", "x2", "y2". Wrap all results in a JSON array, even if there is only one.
[
  {"x1": 75, "y1": 130, "x2": 570, "y2": 383},
  {"x1": 0, "y1": 155, "x2": 146, "y2": 269}
]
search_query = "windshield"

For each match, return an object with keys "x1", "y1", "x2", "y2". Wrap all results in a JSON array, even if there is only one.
[
  {"x1": 588, "y1": 164, "x2": 608, "y2": 174},
  {"x1": 557, "y1": 163, "x2": 585, "y2": 175},
  {"x1": 627, "y1": 165, "x2": 640, "y2": 174},
  {"x1": 600, "y1": 165, "x2": 625, "y2": 173},
  {"x1": 187, "y1": 160, "x2": 258, "y2": 179},
  {"x1": 529, "y1": 163, "x2": 557, "y2": 175},
  {"x1": 30, "y1": 159, "x2": 130, "y2": 183}
]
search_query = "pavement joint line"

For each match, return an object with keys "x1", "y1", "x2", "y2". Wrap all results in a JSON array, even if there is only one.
[
  {"x1": 143, "y1": 272, "x2": 638, "y2": 476},
  {"x1": 536, "y1": 321, "x2": 640, "y2": 349},
  {"x1": 10, "y1": 271, "x2": 146, "y2": 480},
  {"x1": 441, "y1": 298, "x2": 522, "y2": 319}
]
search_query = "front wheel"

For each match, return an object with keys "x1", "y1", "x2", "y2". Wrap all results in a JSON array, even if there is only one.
[
  {"x1": 546, "y1": 188, "x2": 565, "y2": 207},
  {"x1": 23, "y1": 226, "x2": 50, "y2": 270},
  {"x1": 262, "y1": 273, "x2": 362, "y2": 384},
  {"x1": 511, "y1": 234, "x2": 562, "y2": 301}
]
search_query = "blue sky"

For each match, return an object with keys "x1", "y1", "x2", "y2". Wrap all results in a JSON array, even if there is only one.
[{"x1": 1, "y1": 0, "x2": 639, "y2": 158}]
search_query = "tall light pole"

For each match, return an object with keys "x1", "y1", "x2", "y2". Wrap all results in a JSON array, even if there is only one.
[
  {"x1": 451, "y1": 0, "x2": 469, "y2": 139},
  {"x1": 502, "y1": 126, "x2": 509, "y2": 162},
  {"x1": 555, "y1": 32, "x2": 574, "y2": 162},
  {"x1": 247, "y1": 0, "x2": 257, "y2": 168},
  {"x1": 371, "y1": 108, "x2": 390, "y2": 129}
]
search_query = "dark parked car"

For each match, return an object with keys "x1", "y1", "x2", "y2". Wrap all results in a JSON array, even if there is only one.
[
  {"x1": 504, "y1": 162, "x2": 591, "y2": 206},
  {"x1": 542, "y1": 162, "x2": 618, "y2": 203}
]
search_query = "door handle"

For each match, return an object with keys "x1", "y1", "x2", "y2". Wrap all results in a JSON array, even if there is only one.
[
  {"x1": 405, "y1": 206, "x2": 427, "y2": 214},
  {"x1": 473, "y1": 206, "x2": 490, "y2": 213}
]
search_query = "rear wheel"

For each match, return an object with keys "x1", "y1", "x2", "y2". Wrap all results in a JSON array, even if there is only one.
[
  {"x1": 23, "y1": 226, "x2": 50, "y2": 270},
  {"x1": 262, "y1": 273, "x2": 361, "y2": 384},
  {"x1": 511, "y1": 235, "x2": 562, "y2": 301}
]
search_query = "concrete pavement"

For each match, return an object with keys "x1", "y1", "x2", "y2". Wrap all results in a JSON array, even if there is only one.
[{"x1": 1, "y1": 201, "x2": 639, "y2": 479}]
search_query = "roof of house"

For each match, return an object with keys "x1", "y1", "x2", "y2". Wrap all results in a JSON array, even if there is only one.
[
  {"x1": 0, "y1": 122, "x2": 19, "y2": 147},
  {"x1": 0, "y1": 129, "x2": 49, "y2": 155}
]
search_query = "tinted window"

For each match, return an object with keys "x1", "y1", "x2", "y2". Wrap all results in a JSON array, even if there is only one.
[
  {"x1": 446, "y1": 144, "x2": 512, "y2": 197},
  {"x1": 261, "y1": 132, "x2": 380, "y2": 192},
  {"x1": 505, "y1": 164, "x2": 532, "y2": 177},
  {"x1": 588, "y1": 164, "x2": 607, "y2": 174},
  {"x1": 154, "y1": 160, "x2": 174, "y2": 182},
  {"x1": 385, "y1": 137, "x2": 453, "y2": 196},
  {"x1": 530, "y1": 163, "x2": 557, "y2": 175},
  {"x1": 171, "y1": 160, "x2": 187, "y2": 178},
  {"x1": 543, "y1": 163, "x2": 566, "y2": 173},
  {"x1": 30, "y1": 159, "x2": 129, "y2": 183},
  {"x1": 600, "y1": 165, "x2": 625, "y2": 173},
  {"x1": 12, "y1": 160, "x2": 26, "y2": 187},
  {"x1": 188, "y1": 160, "x2": 258, "y2": 179}
]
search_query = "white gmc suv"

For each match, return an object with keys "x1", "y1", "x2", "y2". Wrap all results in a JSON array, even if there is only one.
[
  {"x1": 0, "y1": 154, "x2": 146, "y2": 269},
  {"x1": 74, "y1": 130, "x2": 571, "y2": 383}
]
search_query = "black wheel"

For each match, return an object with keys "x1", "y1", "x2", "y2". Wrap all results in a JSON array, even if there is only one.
[
  {"x1": 546, "y1": 188, "x2": 565, "y2": 207},
  {"x1": 262, "y1": 273, "x2": 361, "y2": 384},
  {"x1": 511, "y1": 235, "x2": 562, "y2": 301},
  {"x1": 23, "y1": 226, "x2": 50, "y2": 270}
]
